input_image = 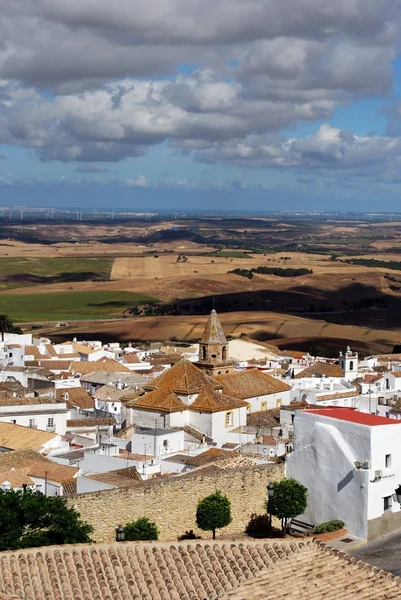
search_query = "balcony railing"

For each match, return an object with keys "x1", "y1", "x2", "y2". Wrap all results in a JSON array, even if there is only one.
[{"x1": 46, "y1": 425, "x2": 56, "y2": 432}]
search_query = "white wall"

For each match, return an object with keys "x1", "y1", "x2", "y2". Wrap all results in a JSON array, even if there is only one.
[
  {"x1": 286, "y1": 411, "x2": 370, "y2": 539},
  {"x1": 77, "y1": 477, "x2": 113, "y2": 493},
  {"x1": 211, "y1": 406, "x2": 247, "y2": 448},
  {"x1": 131, "y1": 430, "x2": 184, "y2": 457},
  {"x1": 368, "y1": 426, "x2": 401, "y2": 520},
  {"x1": 0, "y1": 403, "x2": 67, "y2": 435},
  {"x1": 246, "y1": 389, "x2": 291, "y2": 412}
]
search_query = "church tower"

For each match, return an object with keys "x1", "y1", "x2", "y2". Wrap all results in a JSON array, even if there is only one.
[{"x1": 195, "y1": 309, "x2": 234, "y2": 376}]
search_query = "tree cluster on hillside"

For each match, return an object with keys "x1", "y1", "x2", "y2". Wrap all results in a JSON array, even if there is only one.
[
  {"x1": 343, "y1": 258, "x2": 401, "y2": 271},
  {"x1": 228, "y1": 266, "x2": 312, "y2": 279}
]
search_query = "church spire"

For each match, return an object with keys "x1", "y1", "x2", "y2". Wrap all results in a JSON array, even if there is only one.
[
  {"x1": 200, "y1": 309, "x2": 227, "y2": 345},
  {"x1": 196, "y1": 309, "x2": 232, "y2": 376}
]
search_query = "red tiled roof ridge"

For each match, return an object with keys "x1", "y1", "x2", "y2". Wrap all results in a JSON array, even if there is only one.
[
  {"x1": 0, "y1": 537, "x2": 399, "y2": 600},
  {"x1": 143, "y1": 358, "x2": 222, "y2": 394}
]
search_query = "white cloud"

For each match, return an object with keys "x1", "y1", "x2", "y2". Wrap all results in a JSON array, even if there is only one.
[
  {"x1": 125, "y1": 174, "x2": 149, "y2": 188},
  {"x1": 0, "y1": 0, "x2": 400, "y2": 178}
]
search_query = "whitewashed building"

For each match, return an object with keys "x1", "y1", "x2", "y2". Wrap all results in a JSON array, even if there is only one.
[{"x1": 286, "y1": 408, "x2": 401, "y2": 540}]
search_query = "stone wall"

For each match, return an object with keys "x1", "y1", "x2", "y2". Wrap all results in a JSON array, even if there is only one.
[{"x1": 68, "y1": 463, "x2": 284, "y2": 542}]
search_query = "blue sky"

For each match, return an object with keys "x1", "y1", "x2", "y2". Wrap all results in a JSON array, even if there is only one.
[{"x1": 2, "y1": 0, "x2": 401, "y2": 211}]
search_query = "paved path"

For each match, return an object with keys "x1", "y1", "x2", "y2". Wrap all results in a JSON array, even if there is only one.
[{"x1": 351, "y1": 530, "x2": 401, "y2": 576}]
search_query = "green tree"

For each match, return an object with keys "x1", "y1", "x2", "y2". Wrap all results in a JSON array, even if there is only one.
[
  {"x1": 124, "y1": 517, "x2": 159, "y2": 541},
  {"x1": 0, "y1": 488, "x2": 93, "y2": 551},
  {"x1": 196, "y1": 490, "x2": 232, "y2": 540},
  {"x1": 0, "y1": 314, "x2": 13, "y2": 342},
  {"x1": 268, "y1": 478, "x2": 308, "y2": 534}
]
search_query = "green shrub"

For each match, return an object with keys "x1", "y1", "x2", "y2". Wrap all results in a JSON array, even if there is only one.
[
  {"x1": 312, "y1": 520, "x2": 345, "y2": 534},
  {"x1": 124, "y1": 517, "x2": 159, "y2": 541},
  {"x1": 196, "y1": 490, "x2": 232, "y2": 540},
  {"x1": 177, "y1": 530, "x2": 201, "y2": 541}
]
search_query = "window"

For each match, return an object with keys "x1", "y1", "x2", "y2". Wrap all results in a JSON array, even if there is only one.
[
  {"x1": 202, "y1": 346, "x2": 206, "y2": 361},
  {"x1": 163, "y1": 439, "x2": 168, "y2": 448},
  {"x1": 349, "y1": 361, "x2": 354, "y2": 371},
  {"x1": 47, "y1": 418, "x2": 54, "y2": 428},
  {"x1": 261, "y1": 402, "x2": 267, "y2": 411},
  {"x1": 10, "y1": 419, "x2": 16, "y2": 424},
  {"x1": 222, "y1": 346, "x2": 227, "y2": 360},
  {"x1": 225, "y1": 411, "x2": 233, "y2": 427},
  {"x1": 384, "y1": 496, "x2": 392, "y2": 512},
  {"x1": 246, "y1": 404, "x2": 251, "y2": 414},
  {"x1": 29, "y1": 419, "x2": 36, "y2": 428},
  {"x1": 385, "y1": 454, "x2": 392, "y2": 469},
  {"x1": 275, "y1": 398, "x2": 282, "y2": 408},
  {"x1": 386, "y1": 378, "x2": 390, "y2": 390}
]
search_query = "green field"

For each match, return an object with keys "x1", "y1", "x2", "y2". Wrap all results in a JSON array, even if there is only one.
[
  {"x1": 0, "y1": 291, "x2": 155, "y2": 322},
  {"x1": 0, "y1": 257, "x2": 114, "y2": 290}
]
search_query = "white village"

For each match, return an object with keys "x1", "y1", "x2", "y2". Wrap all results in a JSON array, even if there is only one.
[{"x1": 1, "y1": 308, "x2": 401, "y2": 547}]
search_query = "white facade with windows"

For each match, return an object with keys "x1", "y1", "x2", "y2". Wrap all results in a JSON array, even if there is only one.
[
  {"x1": 286, "y1": 408, "x2": 401, "y2": 540},
  {"x1": 0, "y1": 402, "x2": 68, "y2": 435}
]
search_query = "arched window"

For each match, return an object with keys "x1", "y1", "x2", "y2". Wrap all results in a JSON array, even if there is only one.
[
  {"x1": 349, "y1": 360, "x2": 354, "y2": 371},
  {"x1": 202, "y1": 346, "x2": 206, "y2": 360},
  {"x1": 222, "y1": 346, "x2": 227, "y2": 360}
]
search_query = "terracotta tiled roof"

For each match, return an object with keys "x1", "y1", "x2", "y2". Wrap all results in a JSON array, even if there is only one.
[
  {"x1": 189, "y1": 386, "x2": 247, "y2": 413},
  {"x1": 62, "y1": 478, "x2": 77, "y2": 496},
  {"x1": 247, "y1": 409, "x2": 280, "y2": 429},
  {"x1": 94, "y1": 385, "x2": 138, "y2": 403},
  {"x1": 56, "y1": 387, "x2": 94, "y2": 410},
  {"x1": 121, "y1": 353, "x2": 141, "y2": 364},
  {"x1": 0, "y1": 391, "x2": 60, "y2": 407},
  {"x1": 0, "y1": 540, "x2": 399, "y2": 600},
  {"x1": 0, "y1": 467, "x2": 35, "y2": 488},
  {"x1": 0, "y1": 449, "x2": 50, "y2": 469},
  {"x1": 294, "y1": 362, "x2": 344, "y2": 379},
  {"x1": 72, "y1": 343, "x2": 101, "y2": 355},
  {"x1": 0, "y1": 449, "x2": 77, "y2": 484},
  {"x1": 45, "y1": 344, "x2": 57, "y2": 357},
  {"x1": 200, "y1": 309, "x2": 227, "y2": 344},
  {"x1": 26, "y1": 462, "x2": 78, "y2": 484},
  {"x1": 70, "y1": 359, "x2": 131, "y2": 375},
  {"x1": 316, "y1": 390, "x2": 358, "y2": 401},
  {"x1": 126, "y1": 389, "x2": 187, "y2": 413},
  {"x1": 144, "y1": 359, "x2": 222, "y2": 394},
  {"x1": 86, "y1": 466, "x2": 141, "y2": 488},
  {"x1": 66, "y1": 417, "x2": 116, "y2": 428},
  {"x1": 216, "y1": 369, "x2": 292, "y2": 399},
  {"x1": 123, "y1": 360, "x2": 246, "y2": 413},
  {"x1": 0, "y1": 422, "x2": 57, "y2": 451},
  {"x1": 184, "y1": 448, "x2": 239, "y2": 466},
  {"x1": 115, "y1": 449, "x2": 155, "y2": 461},
  {"x1": 24, "y1": 345, "x2": 43, "y2": 359},
  {"x1": 36, "y1": 360, "x2": 73, "y2": 371},
  {"x1": 390, "y1": 371, "x2": 401, "y2": 378}
]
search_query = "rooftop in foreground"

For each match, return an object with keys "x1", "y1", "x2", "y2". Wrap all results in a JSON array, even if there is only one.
[
  {"x1": 304, "y1": 407, "x2": 400, "y2": 426},
  {"x1": 0, "y1": 539, "x2": 399, "y2": 600}
]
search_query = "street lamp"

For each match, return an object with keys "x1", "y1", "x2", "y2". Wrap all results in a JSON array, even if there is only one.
[
  {"x1": 116, "y1": 525, "x2": 125, "y2": 542},
  {"x1": 395, "y1": 485, "x2": 401, "y2": 504},
  {"x1": 267, "y1": 482, "x2": 275, "y2": 538}
]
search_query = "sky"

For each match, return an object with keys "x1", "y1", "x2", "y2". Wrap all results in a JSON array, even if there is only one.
[{"x1": 2, "y1": 1, "x2": 401, "y2": 211}]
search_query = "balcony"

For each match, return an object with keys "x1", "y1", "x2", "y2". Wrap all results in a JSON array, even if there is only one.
[{"x1": 46, "y1": 425, "x2": 56, "y2": 432}]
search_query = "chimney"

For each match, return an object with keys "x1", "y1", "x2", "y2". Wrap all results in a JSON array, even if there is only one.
[{"x1": 116, "y1": 379, "x2": 123, "y2": 390}]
